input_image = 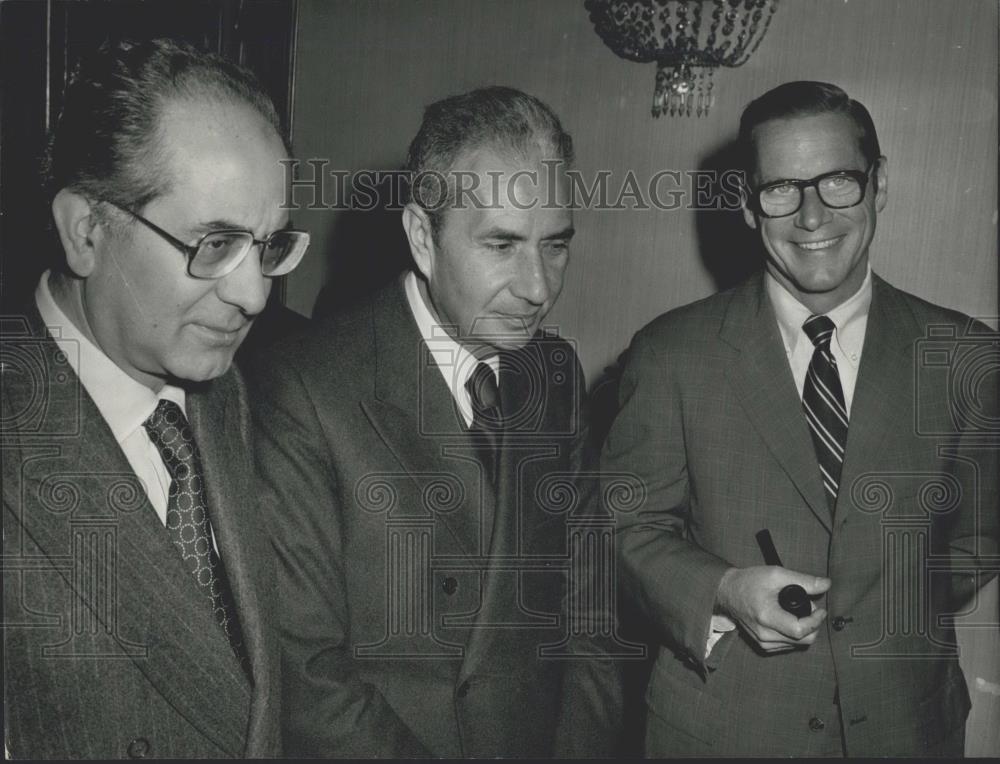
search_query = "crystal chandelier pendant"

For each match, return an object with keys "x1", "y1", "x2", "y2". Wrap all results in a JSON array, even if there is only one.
[
  {"x1": 653, "y1": 64, "x2": 715, "y2": 118},
  {"x1": 587, "y1": 0, "x2": 779, "y2": 120}
]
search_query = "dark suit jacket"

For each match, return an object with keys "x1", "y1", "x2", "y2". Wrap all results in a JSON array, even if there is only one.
[
  {"x1": 605, "y1": 272, "x2": 998, "y2": 756},
  {"x1": 250, "y1": 276, "x2": 623, "y2": 758},
  {"x1": 2, "y1": 307, "x2": 281, "y2": 759}
]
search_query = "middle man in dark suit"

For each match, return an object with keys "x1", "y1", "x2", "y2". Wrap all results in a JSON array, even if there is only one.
[{"x1": 251, "y1": 86, "x2": 623, "y2": 758}]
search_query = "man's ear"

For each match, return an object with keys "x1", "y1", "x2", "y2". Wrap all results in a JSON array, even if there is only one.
[
  {"x1": 401, "y1": 202, "x2": 435, "y2": 280},
  {"x1": 873, "y1": 155, "x2": 888, "y2": 213},
  {"x1": 51, "y1": 189, "x2": 103, "y2": 277},
  {"x1": 741, "y1": 197, "x2": 758, "y2": 230},
  {"x1": 739, "y1": 175, "x2": 758, "y2": 230}
]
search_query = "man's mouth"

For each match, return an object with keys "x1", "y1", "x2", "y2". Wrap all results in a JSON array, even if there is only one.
[
  {"x1": 189, "y1": 322, "x2": 246, "y2": 344},
  {"x1": 794, "y1": 236, "x2": 844, "y2": 251},
  {"x1": 492, "y1": 312, "x2": 540, "y2": 329}
]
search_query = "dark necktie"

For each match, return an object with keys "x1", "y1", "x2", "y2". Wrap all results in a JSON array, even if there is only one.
[
  {"x1": 143, "y1": 399, "x2": 249, "y2": 672},
  {"x1": 466, "y1": 361, "x2": 502, "y2": 486},
  {"x1": 801, "y1": 315, "x2": 849, "y2": 511}
]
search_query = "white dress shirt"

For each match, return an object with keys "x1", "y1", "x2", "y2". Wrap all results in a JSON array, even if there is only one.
[
  {"x1": 404, "y1": 271, "x2": 499, "y2": 427},
  {"x1": 35, "y1": 270, "x2": 186, "y2": 526},
  {"x1": 766, "y1": 266, "x2": 872, "y2": 415},
  {"x1": 707, "y1": 267, "x2": 873, "y2": 657}
]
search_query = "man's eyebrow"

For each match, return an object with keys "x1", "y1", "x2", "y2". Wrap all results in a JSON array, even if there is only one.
[
  {"x1": 477, "y1": 227, "x2": 525, "y2": 241},
  {"x1": 476, "y1": 226, "x2": 575, "y2": 241},
  {"x1": 759, "y1": 168, "x2": 861, "y2": 186},
  {"x1": 193, "y1": 218, "x2": 250, "y2": 233},
  {"x1": 542, "y1": 226, "x2": 575, "y2": 241},
  {"x1": 192, "y1": 219, "x2": 294, "y2": 235}
]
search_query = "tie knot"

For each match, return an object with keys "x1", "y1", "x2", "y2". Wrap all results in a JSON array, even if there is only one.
[
  {"x1": 466, "y1": 361, "x2": 500, "y2": 414},
  {"x1": 143, "y1": 399, "x2": 195, "y2": 473},
  {"x1": 803, "y1": 315, "x2": 836, "y2": 349}
]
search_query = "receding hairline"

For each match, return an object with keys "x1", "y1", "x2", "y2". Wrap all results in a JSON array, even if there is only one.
[
  {"x1": 131, "y1": 91, "x2": 289, "y2": 209},
  {"x1": 158, "y1": 93, "x2": 287, "y2": 148}
]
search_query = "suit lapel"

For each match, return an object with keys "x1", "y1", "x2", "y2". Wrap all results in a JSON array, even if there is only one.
[
  {"x1": 457, "y1": 344, "x2": 564, "y2": 684},
  {"x1": 7, "y1": 309, "x2": 251, "y2": 755},
  {"x1": 359, "y1": 280, "x2": 560, "y2": 682},
  {"x1": 720, "y1": 274, "x2": 831, "y2": 531},
  {"x1": 494, "y1": 345, "x2": 563, "y2": 552},
  {"x1": 360, "y1": 278, "x2": 486, "y2": 558},
  {"x1": 834, "y1": 276, "x2": 916, "y2": 529},
  {"x1": 187, "y1": 375, "x2": 278, "y2": 745}
]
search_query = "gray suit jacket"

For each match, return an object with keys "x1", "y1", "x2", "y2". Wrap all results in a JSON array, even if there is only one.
[
  {"x1": 250, "y1": 276, "x2": 624, "y2": 758},
  {"x1": 2, "y1": 307, "x2": 281, "y2": 759},
  {"x1": 605, "y1": 272, "x2": 998, "y2": 756}
]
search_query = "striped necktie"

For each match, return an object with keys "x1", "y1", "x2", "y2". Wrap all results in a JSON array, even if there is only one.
[
  {"x1": 801, "y1": 315, "x2": 849, "y2": 511},
  {"x1": 466, "y1": 361, "x2": 503, "y2": 547},
  {"x1": 466, "y1": 361, "x2": 502, "y2": 485}
]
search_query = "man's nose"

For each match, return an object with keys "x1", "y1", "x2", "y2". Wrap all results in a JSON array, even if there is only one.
[
  {"x1": 216, "y1": 247, "x2": 271, "y2": 315},
  {"x1": 794, "y1": 186, "x2": 832, "y2": 231},
  {"x1": 510, "y1": 247, "x2": 550, "y2": 306}
]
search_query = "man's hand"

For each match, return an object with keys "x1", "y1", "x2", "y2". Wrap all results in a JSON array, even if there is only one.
[{"x1": 715, "y1": 566, "x2": 831, "y2": 652}]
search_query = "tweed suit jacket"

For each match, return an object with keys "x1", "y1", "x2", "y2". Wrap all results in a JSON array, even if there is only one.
[
  {"x1": 605, "y1": 272, "x2": 998, "y2": 756},
  {"x1": 250, "y1": 275, "x2": 623, "y2": 758},
  {"x1": 2, "y1": 306, "x2": 281, "y2": 759}
]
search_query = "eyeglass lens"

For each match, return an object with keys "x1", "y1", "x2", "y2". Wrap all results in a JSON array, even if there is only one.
[
  {"x1": 759, "y1": 174, "x2": 864, "y2": 218},
  {"x1": 190, "y1": 231, "x2": 309, "y2": 278}
]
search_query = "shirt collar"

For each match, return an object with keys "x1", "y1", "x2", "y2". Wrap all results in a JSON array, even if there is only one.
[
  {"x1": 35, "y1": 270, "x2": 186, "y2": 444},
  {"x1": 403, "y1": 271, "x2": 499, "y2": 419},
  {"x1": 765, "y1": 265, "x2": 872, "y2": 367}
]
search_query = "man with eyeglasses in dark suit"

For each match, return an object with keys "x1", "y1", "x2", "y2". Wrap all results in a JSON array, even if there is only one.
[
  {"x1": 2, "y1": 38, "x2": 308, "y2": 759},
  {"x1": 605, "y1": 81, "x2": 998, "y2": 757}
]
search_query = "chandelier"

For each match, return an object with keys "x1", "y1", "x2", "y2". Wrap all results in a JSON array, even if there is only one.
[{"x1": 585, "y1": 0, "x2": 780, "y2": 118}]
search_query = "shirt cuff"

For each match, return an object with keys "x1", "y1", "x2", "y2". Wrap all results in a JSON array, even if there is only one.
[{"x1": 705, "y1": 614, "x2": 737, "y2": 659}]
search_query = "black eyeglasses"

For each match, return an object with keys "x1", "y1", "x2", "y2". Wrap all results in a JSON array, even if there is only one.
[
  {"x1": 104, "y1": 201, "x2": 310, "y2": 279},
  {"x1": 751, "y1": 158, "x2": 881, "y2": 219}
]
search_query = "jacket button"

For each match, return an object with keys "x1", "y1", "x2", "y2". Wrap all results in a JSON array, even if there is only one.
[
  {"x1": 442, "y1": 576, "x2": 459, "y2": 595},
  {"x1": 832, "y1": 615, "x2": 853, "y2": 631},
  {"x1": 808, "y1": 717, "x2": 825, "y2": 732},
  {"x1": 456, "y1": 681, "x2": 470, "y2": 699},
  {"x1": 126, "y1": 737, "x2": 150, "y2": 758}
]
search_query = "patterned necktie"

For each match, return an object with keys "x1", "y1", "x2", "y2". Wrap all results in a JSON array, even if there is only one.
[
  {"x1": 801, "y1": 315, "x2": 849, "y2": 511},
  {"x1": 143, "y1": 399, "x2": 249, "y2": 672},
  {"x1": 466, "y1": 361, "x2": 503, "y2": 485}
]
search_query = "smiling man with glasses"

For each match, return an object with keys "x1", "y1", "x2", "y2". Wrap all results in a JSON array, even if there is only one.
[
  {"x1": 605, "y1": 81, "x2": 997, "y2": 757},
  {"x1": 3, "y1": 38, "x2": 306, "y2": 759},
  {"x1": 739, "y1": 88, "x2": 887, "y2": 317}
]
